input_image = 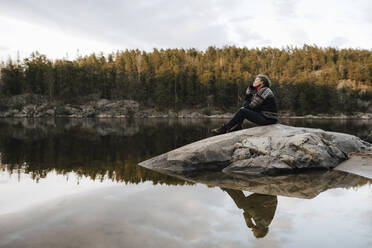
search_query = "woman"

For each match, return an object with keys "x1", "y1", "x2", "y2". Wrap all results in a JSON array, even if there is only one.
[{"x1": 211, "y1": 74, "x2": 278, "y2": 135}]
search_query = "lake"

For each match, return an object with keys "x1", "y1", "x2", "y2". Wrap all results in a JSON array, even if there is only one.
[{"x1": 0, "y1": 118, "x2": 372, "y2": 248}]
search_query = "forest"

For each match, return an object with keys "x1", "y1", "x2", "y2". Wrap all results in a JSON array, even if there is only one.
[{"x1": 0, "y1": 45, "x2": 371, "y2": 115}]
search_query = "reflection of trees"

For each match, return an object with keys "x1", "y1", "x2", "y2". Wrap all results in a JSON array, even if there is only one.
[
  {"x1": 1, "y1": 117, "x2": 371, "y2": 186},
  {"x1": 0, "y1": 118, "x2": 214, "y2": 185},
  {"x1": 222, "y1": 188, "x2": 277, "y2": 239},
  {"x1": 1, "y1": 160, "x2": 190, "y2": 185}
]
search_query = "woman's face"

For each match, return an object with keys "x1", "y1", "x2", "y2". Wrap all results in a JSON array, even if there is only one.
[{"x1": 253, "y1": 77, "x2": 263, "y2": 88}]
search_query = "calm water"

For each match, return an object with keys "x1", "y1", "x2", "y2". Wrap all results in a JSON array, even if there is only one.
[{"x1": 0, "y1": 118, "x2": 372, "y2": 248}]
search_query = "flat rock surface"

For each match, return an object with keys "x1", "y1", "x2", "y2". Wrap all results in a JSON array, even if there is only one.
[{"x1": 335, "y1": 152, "x2": 372, "y2": 179}]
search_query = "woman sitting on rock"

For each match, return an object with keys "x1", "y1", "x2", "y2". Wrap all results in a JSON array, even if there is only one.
[{"x1": 211, "y1": 74, "x2": 278, "y2": 135}]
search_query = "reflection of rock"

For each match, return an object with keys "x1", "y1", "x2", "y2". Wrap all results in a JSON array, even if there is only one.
[
  {"x1": 223, "y1": 170, "x2": 367, "y2": 199},
  {"x1": 0, "y1": 118, "x2": 141, "y2": 141},
  {"x1": 149, "y1": 169, "x2": 370, "y2": 199},
  {"x1": 140, "y1": 124, "x2": 372, "y2": 175},
  {"x1": 222, "y1": 189, "x2": 277, "y2": 238}
]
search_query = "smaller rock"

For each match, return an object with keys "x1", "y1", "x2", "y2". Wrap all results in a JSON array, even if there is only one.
[
  {"x1": 335, "y1": 152, "x2": 372, "y2": 179},
  {"x1": 96, "y1": 99, "x2": 110, "y2": 109}
]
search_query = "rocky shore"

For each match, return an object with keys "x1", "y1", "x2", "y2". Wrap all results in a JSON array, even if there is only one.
[{"x1": 1, "y1": 94, "x2": 372, "y2": 119}]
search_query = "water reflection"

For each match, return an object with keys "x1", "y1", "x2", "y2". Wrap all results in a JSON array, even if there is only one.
[
  {"x1": 0, "y1": 118, "x2": 213, "y2": 185},
  {"x1": 1, "y1": 118, "x2": 371, "y2": 183},
  {"x1": 222, "y1": 189, "x2": 277, "y2": 238},
  {"x1": 1, "y1": 118, "x2": 372, "y2": 247},
  {"x1": 1, "y1": 117, "x2": 371, "y2": 189},
  {"x1": 147, "y1": 169, "x2": 372, "y2": 199}
]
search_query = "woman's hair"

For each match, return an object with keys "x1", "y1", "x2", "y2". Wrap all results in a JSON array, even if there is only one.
[{"x1": 257, "y1": 74, "x2": 271, "y2": 88}]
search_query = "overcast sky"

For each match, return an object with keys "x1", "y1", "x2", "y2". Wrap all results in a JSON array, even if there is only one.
[{"x1": 0, "y1": 0, "x2": 371, "y2": 60}]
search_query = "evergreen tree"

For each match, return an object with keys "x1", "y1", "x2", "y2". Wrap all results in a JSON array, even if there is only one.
[{"x1": 1, "y1": 46, "x2": 371, "y2": 114}]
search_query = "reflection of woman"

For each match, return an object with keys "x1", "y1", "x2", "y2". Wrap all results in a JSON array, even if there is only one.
[
  {"x1": 222, "y1": 188, "x2": 278, "y2": 238},
  {"x1": 212, "y1": 74, "x2": 278, "y2": 135}
]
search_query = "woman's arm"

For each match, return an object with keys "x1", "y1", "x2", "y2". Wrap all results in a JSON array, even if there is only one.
[
  {"x1": 248, "y1": 87, "x2": 274, "y2": 110},
  {"x1": 243, "y1": 84, "x2": 256, "y2": 107}
]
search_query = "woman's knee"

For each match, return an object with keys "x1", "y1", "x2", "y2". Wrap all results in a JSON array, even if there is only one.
[
  {"x1": 239, "y1": 107, "x2": 255, "y2": 116},
  {"x1": 235, "y1": 107, "x2": 246, "y2": 116}
]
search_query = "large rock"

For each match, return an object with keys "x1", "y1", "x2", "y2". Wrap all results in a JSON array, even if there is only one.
[{"x1": 139, "y1": 124, "x2": 372, "y2": 175}]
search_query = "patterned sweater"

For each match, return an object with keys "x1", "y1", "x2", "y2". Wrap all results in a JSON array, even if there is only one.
[{"x1": 244, "y1": 86, "x2": 278, "y2": 120}]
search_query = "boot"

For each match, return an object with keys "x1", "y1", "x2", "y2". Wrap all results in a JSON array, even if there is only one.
[
  {"x1": 228, "y1": 124, "x2": 242, "y2": 132},
  {"x1": 211, "y1": 125, "x2": 227, "y2": 135}
]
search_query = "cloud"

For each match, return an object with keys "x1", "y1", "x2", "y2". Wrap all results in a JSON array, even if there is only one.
[
  {"x1": 0, "y1": 185, "x2": 286, "y2": 248},
  {"x1": 0, "y1": 0, "x2": 371, "y2": 59},
  {"x1": 365, "y1": 9, "x2": 372, "y2": 23},
  {"x1": 271, "y1": 0, "x2": 299, "y2": 21},
  {"x1": 329, "y1": 36, "x2": 350, "y2": 48},
  {"x1": 233, "y1": 25, "x2": 265, "y2": 46},
  {"x1": 289, "y1": 28, "x2": 310, "y2": 45},
  {"x1": 0, "y1": 0, "x2": 242, "y2": 51}
]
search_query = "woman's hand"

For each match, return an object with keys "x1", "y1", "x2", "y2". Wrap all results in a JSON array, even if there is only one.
[{"x1": 246, "y1": 84, "x2": 256, "y2": 96}]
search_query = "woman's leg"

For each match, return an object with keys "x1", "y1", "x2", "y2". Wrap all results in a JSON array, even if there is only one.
[
  {"x1": 225, "y1": 107, "x2": 275, "y2": 129},
  {"x1": 212, "y1": 108, "x2": 276, "y2": 135}
]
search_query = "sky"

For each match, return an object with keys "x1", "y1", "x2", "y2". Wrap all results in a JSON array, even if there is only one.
[{"x1": 0, "y1": 0, "x2": 371, "y2": 60}]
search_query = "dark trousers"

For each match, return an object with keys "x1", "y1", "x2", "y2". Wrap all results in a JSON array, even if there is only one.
[{"x1": 225, "y1": 107, "x2": 277, "y2": 130}]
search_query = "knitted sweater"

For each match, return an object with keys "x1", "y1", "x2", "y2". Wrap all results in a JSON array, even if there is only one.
[{"x1": 245, "y1": 86, "x2": 278, "y2": 120}]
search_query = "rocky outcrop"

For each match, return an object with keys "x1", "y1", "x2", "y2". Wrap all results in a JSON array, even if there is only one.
[
  {"x1": 1, "y1": 94, "x2": 372, "y2": 119},
  {"x1": 0, "y1": 94, "x2": 139, "y2": 118},
  {"x1": 139, "y1": 124, "x2": 372, "y2": 175},
  {"x1": 366, "y1": 131, "x2": 372, "y2": 143},
  {"x1": 0, "y1": 94, "x2": 232, "y2": 118}
]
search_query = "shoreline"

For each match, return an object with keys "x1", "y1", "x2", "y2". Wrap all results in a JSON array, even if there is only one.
[
  {"x1": 1, "y1": 112, "x2": 372, "y2": 119},
  {"x1": 1, "y1": 94, "x2": 371, "y2": 119}
]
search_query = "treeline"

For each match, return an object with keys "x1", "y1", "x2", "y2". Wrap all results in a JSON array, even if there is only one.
[{"x1": 1, "y1": 45, "x2": 372, "y2": 114}]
